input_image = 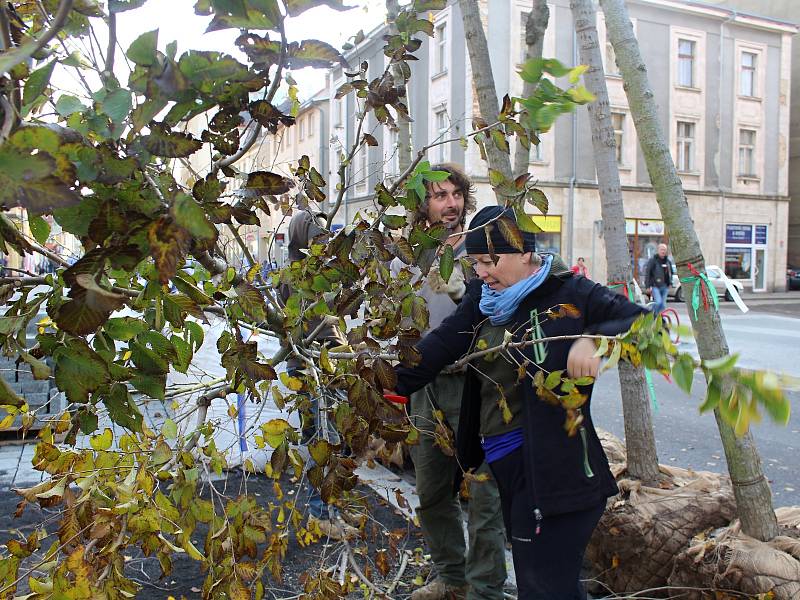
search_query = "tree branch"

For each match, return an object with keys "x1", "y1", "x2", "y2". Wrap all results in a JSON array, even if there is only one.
[
  {"x1": 210, "y1": 17, "x2": 287, "y2": 176},
  {"x1": 0, "y1": 0, "x2": 75, "y2": 76},
  {"x1": 104, "y1": 12, "x2": 116, "y2": 78}
]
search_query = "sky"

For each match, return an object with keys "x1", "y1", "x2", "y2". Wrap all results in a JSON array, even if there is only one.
[{"x1": 110, "y1": 0, "x2": 387, "y2": 101}]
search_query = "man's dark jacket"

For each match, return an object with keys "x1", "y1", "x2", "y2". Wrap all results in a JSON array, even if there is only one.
[
  {"x1": 645, "y1": 254, "x2": 674, "y2": 289},
  {"x1": 396, "y1": 270, "x2": 647, "y2": 518}
]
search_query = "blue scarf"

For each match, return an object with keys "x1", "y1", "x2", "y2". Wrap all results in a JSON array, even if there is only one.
[{"x1": 479, "y1": 255, "x2": 553, "y2": 325}]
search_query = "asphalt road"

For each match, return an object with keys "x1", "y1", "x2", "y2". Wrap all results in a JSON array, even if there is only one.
[{"x1": 592, "y1": 298, "x2": 800, "y2": 507}]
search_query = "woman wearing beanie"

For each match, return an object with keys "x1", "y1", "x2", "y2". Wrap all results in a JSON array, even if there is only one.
[{"x1": 393, "y1": 206, "x2": 648, "y2": 599}]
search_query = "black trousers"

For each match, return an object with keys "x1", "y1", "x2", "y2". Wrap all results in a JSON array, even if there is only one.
[{"x1": 489, "y1": 447, "x2": 605, "y2": 600}]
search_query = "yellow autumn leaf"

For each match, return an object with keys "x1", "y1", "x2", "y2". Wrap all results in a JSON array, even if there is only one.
[{"x1": 90, "y1": 428, "x2": 113, "y2": 451}]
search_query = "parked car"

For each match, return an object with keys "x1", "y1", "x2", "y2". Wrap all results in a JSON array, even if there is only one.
[
  {"x1": 787, "y1": 265, "x2": 800, "y2": 290},
  {"x1": 670, "y1": 264, "x2": 743, "y2": 302}
]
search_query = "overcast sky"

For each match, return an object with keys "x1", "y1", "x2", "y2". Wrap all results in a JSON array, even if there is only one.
[{"x1": 102, "y1": 0, "x2": 386, "y2": 101}]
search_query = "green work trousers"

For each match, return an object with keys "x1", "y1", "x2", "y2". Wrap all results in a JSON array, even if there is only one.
[{"x1": 409, "y1": 374, "x2": 507, "y2": 600}]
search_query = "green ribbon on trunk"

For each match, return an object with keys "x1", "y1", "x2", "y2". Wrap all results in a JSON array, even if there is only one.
[{"x1": 679, "y1": 263, "x2": 719, "y2": 320}]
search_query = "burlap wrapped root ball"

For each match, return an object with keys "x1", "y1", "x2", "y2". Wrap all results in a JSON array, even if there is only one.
[
  {"x1": 584, "y1": 431, "x2": 737, "y2": 596},
  {"x1": 668, "y1": 507, "x2": 800, "y2": 599}
]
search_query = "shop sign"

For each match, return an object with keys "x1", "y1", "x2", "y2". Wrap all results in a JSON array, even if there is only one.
[
  {"x1": 725, "y1": 224, "x2": 752, "y2": 244},
  {"x1": 755, "y1": 225, "x2": 767, "y2": 245},
  {"x1": 637, "y1": 220, "x2": 665, "y2": 235}
]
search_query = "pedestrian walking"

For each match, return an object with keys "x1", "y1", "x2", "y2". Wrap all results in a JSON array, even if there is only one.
[
  {"x1": 392, "y1": 206, "x2": 647, "y2": 599},
  {"x1": 390, "y1": 164, "x2": 507, "y2": 600},
  {"x1": 644, "y1": 243, "x2": 674, "y2": 313}
]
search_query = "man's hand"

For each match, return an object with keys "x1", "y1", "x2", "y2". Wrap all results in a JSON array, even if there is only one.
[
  {"x1": 567, "y1": 337, "x2": 601, "y2": 379},
  {"x1": 427, "y1": 265, "x2": 466, "y2": 301}
]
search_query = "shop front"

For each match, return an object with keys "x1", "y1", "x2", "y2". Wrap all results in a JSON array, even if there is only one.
[
  {"x1": 626, "y1": 218, "x2": 668, "y2": 285},
  {"x1": 724, "y1": 223, "x2": 767, "y2": 291},
  {"x1": 532, "y1": 215, "x2": 562, "y2": 256}
]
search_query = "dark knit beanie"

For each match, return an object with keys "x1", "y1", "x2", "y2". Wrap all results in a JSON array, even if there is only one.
[{"x1": 465, "y1": 206, "x2": 536, "y2": 254}]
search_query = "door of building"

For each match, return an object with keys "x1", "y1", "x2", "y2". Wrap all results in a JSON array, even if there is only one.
[{"x1": 754, "y1": 247, "x2": 766, "y2": 292}]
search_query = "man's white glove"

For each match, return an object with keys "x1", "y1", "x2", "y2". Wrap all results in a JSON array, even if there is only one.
[{"x1": 427, "y1": 265, "x2": 466, "y2": 301}]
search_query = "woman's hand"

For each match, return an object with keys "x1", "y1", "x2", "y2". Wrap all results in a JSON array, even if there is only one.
[{"x1": 566, "y1": 337, "x2": 601, "y2": 379}]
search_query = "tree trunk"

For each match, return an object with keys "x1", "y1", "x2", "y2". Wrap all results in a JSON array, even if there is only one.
[
  {"x1": 570, "y1": 0, "x2": 660, "y2": 484},
  {"x1": 460, "y1": 0, "x2": 513, "y2": 190},
  {"x1": 512, "y1": 0, "x2": 549, "y2": 177},
  {"x1": 387, "y1": 0, "x2": 412, "y2": 174},
  {"x1": 600, "y1": 0, "x2": 778, "y2": 541}
]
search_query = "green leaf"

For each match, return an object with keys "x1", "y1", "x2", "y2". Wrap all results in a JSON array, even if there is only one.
[
  {"x1": 130, "y1": 373, "x2": 166, "y2": 400},
  {"x1": 171, "y1": 194, "x2": 218, "y2": 241},
  {"x1": 235, "y1": 281, "x2": 267, "y2": 321},
  {"x1": 55, "y1": 95, "x2": 86, "y2": 117},
  {"x1": 672, "y1": 353, "x2": 695, "y2": 395},
  {"x1": 100, "y1": 88, "x2": 132, "y2": 124},
  {"x1": 703, "y1": 353, "x2": 739, "y2": 374},
  {"x1": 439, "y1": 244, "x2": 454, "y2": 284},
  {"x1": 22, "y1": 61, "x2": 55, "y2": 109},
  {"x1": 285, "y1": 0, "x2": 354, "y2": 17},
  {"x1": 567, "y1": 85, "x2": 596, "y2": 104},
  {"x1": 514, "y1": 207, "x2": 543, "y2": 234},
  {"x1": 109, "y1": 0, "x2": 149, "y2": 12},
  {"x1": 127, "y1": 29, "x2": 159, "y2": 66},
  {"x1": 141, "y1": 123, "x2": 202, "y2": 158},
  {"x1": 0, "y1": 148, "x2": 81, "y2": 213},
  {"x1": 0, "y1": 377, "x2": 25, "y2": 408},
  {"x1": 104, "y1": 317, "x2": 149, "y2": 341},
  {"x1": 519, "y1": 58, "x2": 543, "y2": 84},
  {"x1": 28, "y1": 215, "x2": 50, "y2": 245},
  {"x1": 53, "y1": 340, "x2": 110, "y2": 404},
  {"x1": 162, "y1": 418, "x2": 178, "y2": 440},
  {"x1": 103, "y1": 384, "x2": 144, "y2": 432},
  {"x1": 287, "y1": 39, "x2": 347, "y2": 69},
  {"x1": 698, "y1": 377, "x2": 721, "y2": 413},
  {"x1": 526, "y1": 188, "x2": 549, "y2": 214},
  {"x1": 380, "y1": 214, "x2": 405, "y2": 229}
]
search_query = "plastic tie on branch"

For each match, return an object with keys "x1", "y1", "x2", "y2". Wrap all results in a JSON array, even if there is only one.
[{"x1": 680, "y1": 263, "x2": 719, "y2": 320}]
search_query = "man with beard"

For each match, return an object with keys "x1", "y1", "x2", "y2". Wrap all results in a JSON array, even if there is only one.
[{"x1": 390, "y1": 164, "x2": 507, "y2": 600}]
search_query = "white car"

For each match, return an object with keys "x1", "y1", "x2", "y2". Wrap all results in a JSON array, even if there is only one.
[{"x1": 671, "y1": 264, "x2": 743, "y2": 302}]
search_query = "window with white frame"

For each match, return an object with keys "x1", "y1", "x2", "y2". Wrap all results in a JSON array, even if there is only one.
[
  {"x1": 434, "y1": 108, "x2": 449, "y2": 163},
  {"x1": 354, "y1": 122, "x2": 368, "y2": 194},
  {"x1": 676, "y1": 121, "x2": 695, "y2": 172},
  {"x1": 333, "y1": 97, "x2": 344, "y2": 127},
  {"x1": 611, "y1": 112, "x2": 625, "y2": 165},
  {"x1": 530, "y1": 134, "x2": 543, "y2": 162},
  {"x1": 677, "y1": 39, "x2": 695, "y2": 87},
  {"x1": 298, "y1": 115, "x2": 305, "y2": 141},
  {"x1": 385, "y1": 127, "x2": 400, "y2": 178},
  {"x1": 435, "y1": 22, "x2": 447, "y2": 74},
  {"x1": 738, "y1": 129, "x2": 756, "y2": 177},
  {"x1": 740, "y1": 51, "x2": 757, "y2": 97},
  {"x1": 308, "y1": 112, "x2": 314, "y2": 137}
]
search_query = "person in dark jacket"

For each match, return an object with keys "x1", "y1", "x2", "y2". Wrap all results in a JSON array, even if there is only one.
[
  {"x1": 644, "y1": 243, "x2": 674, "y2": 313},
  {"x1": 392, "y1": 206, "x2": 647, "y2": 600}
]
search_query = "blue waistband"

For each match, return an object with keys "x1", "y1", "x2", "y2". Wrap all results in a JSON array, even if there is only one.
[{"x1": 481, "y1": 428, "x2": 524, "y2": 464}]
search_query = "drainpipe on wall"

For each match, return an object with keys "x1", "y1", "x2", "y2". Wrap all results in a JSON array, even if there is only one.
[
  {"x1": 568, "y1": 27, "x2": 578, "y2": 266},
  {"x1": 716, "y1": 10, "x2": 735, "y2": 280}
]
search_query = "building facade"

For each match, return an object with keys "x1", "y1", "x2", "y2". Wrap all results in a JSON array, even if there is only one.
[
  {"x1": 326, "y1": 0, "x2": 796, "y2": 291},
  {"x1": 713, "y1": 0, "x2": 800, "y2": 274}
]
